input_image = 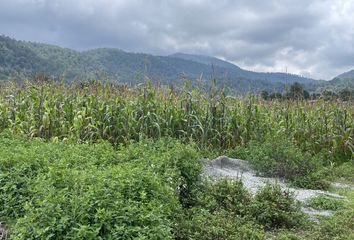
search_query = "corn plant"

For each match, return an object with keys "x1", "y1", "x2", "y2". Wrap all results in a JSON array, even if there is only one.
[{"x1": 0, "y1": 79, "x2": 353, "y2": 161}]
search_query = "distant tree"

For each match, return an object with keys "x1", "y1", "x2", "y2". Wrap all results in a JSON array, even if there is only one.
[
  {"x1": 321, "y1": 90, "x2": 337, "y2": 101},
  {"x1": 303, "y1": 90, "x2": 310, "y2": 100},
  {"x1": 311, "y1": 93, "x2": 320, "y2": 100},
  {"x1": 261, "y1": 90, "x2": 269, "y2": 100},
  {"x1": 339, "y1": 88, "x2": 351, "y2": 101},
  {"x1": 269, "y1": 92, "x2": 283, "y2": 100},
  {"x1": 289, "y1": 82, "x2": 304, "y2": 99}
]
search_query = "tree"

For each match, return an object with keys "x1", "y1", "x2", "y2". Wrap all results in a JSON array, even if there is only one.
[
  {"x1": 289, "y1": 82, "x2": 304, "y2": 100},
  {"x1": 261, "y1": 90, "x2": 269, "y2": 100},
  {"x1": 269, "y1": 92, "x2": 283, "y2": 100},
  {"x1": 339, "y1": 88, "x2": 352, "y2": 101},
  {"x1": 303, "y1": 90, "x2": 310, "y2": 100},
  {"x1": 321, "y1": 90, "x2": 337, "y2": 101}
]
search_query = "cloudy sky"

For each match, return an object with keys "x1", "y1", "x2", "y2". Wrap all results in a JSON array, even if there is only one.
[{"x1": 0, "y1": 0, "x2": 353, "y2": 79}]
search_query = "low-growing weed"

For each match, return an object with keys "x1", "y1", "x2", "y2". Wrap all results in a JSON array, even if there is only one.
[
  {"x1": 238, "y1": 134, "x2": 331, "y2": 189},
  {"x1": 307, "y1": 196, "x2": 344, "y2": 211},
  {"x1": 0, "y1": 133, "x2": 201, "y2": 239},
  {"x1": 176, "y1": 208, "x2": 265, "y2": 240}
]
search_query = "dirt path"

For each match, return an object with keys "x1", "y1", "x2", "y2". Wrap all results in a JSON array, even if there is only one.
[{"x1": 203, "y1": 156, "x2": 344, "y2": 217}]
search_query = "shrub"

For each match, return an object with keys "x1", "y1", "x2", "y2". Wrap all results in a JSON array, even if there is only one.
[
  {"x1": 175, "y1": 208, "x2": 265, "y2": 240},
  {"x1": 0, "y1": 131, "x2": 116, "y2": 219},
  {"x1": 270, "y1": 230, "x2": 302, "y2": 240},
  {"x1": 246, "y1": 135, "x2": 328, "y2": 189},
  {"x1": 117, "y1": 139, "x2": 202, "y2": 208},
  {"x1": 315, "y1": 211, "x2": 354, "y2": 240},
  {"x1": 226, "y1": 145, "x2": 250, "y2": 160},
  {"x1": 196, "y1": 178, "x2": 251, "y2": 215},
  {"x1": 290, "y1": 171, "x2": 331, "y2": 190},
  {"x1": 331, "y1": 161, "x2": 354, "y2": 183},
  {"x1": 247, "y1": 136, "x2": 314, "y2": 179},
  {"x1": 12, "y1": 166, "x2": 177, "y2": 239},
  {"x1": 0, "y1": 133, "x2": 201, "y2": 239},
  {"x1": 250, "y1": 184, "x2": 305, "y2": 230}
]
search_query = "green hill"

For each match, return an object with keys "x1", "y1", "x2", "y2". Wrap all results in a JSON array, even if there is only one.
[
  {"x1": 336, "y1": 69, "x2": 354, "y2": 80},
  {"x1": 314, "y1": 69, "x2": 354, "y2": 92},
  {"x1": 0, "y1": 35, "x2": 322, "y2": 93}
]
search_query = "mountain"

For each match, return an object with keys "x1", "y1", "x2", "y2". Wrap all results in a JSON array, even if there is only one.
[
  {"x1": 316, "y1": 69, "x2": 354, "y2": 92},
  {"x1": 170, "y1": 52, "x2": 242, "y2": 70},
  {"x1": 170, "y1": 53, "x2": 320, "y2": 85},
  {"x1": 336, "y1": 69, "x2": 354, "y2": 80},
  {"x1": 0, "y1": 35, "x2": 322, "y2": 93}
]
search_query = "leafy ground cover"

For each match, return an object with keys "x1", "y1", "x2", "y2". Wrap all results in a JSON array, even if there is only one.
[
  {"x1": 0, "y1": 132, "x2": 200, "y2": 239},
  {"x1": 0, "y1": 132, "x2": 312, "y2": 239},
  {"x1": 1, "y1": 132, "x2": 353, "y2": 239}
]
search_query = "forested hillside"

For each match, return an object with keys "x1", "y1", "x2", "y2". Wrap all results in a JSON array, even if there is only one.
[
  {"x1": 315, "y1": 69, "x2": 354, "y2": 93},
  {"x1": 0, "y1": 35, "x2": 321, "y2": 93},
  {"x1": 336, "y1": 69, "x2": 354, "y2": 80}
]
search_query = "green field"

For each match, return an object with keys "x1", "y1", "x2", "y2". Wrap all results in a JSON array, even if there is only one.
[{"x1": 0, "y1": 79, "x2": 353, "y2": 239}]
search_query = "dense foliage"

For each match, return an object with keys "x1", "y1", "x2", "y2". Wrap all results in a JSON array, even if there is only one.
[
  {"x1": 230, "y1": 136, "x2": 331, "y2": 189},
  {"x1": 0, "y1": 132, "x2": 201, "y2": 239},
  {"x1": 1, "y1": 132, "x2": 309, "y2": 239},
  {"x1": 261, "y1": 81, "x2": 354, "y2": 101},
  {"x1": 0, "y1": 79, "x2": 353, "y2": 161}
]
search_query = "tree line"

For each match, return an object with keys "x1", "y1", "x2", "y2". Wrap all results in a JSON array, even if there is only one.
[{"x1": 260, "y1": 82, "x2": 354, "y2": 101}]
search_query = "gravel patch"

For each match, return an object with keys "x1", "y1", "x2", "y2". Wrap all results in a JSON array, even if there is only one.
[
  {"x1": 331, "y1": 182, "x2": 354, "y2": 190},
  {"x1": 203, "y1": 156, "x2": 344, "y2": 217},
  {"x1": 0, "y1": 222, "x2": 6, "y2": 240}
]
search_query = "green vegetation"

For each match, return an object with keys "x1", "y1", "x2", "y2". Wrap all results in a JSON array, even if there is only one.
[
  {"x1": 0, "y1": 79, "x2": 353, "y2": 239},
  {"x1": 307, "y1": 196, "x2": 344, "y2": 211},
  {"x1": 0, "y1": 79, "x2": 353, "y2": 159},
  {"x1": 260, "y1": 82, "x2": 354, "y2": 101},
  {"x1": 229, "y1": 136, "x2": 331, "y2": 189},
  {"x1": 250, "y1": 184, "x2": 304, "y2": 230},
  {"x1": 331, "y1": 161, "x2": 354, "y2": 183},
  {"x1": 315, "y1": 69, "x2": 354, "y2": 95},
  {"x1": 0, "y1": 132, "x2": 306, "y2": 239},
  {"x1": 0, "y1": 133, "x2": 201, "y2": 239},
  {"x1": 0, "y1": 35, "x2": 320, "y2": 93}
]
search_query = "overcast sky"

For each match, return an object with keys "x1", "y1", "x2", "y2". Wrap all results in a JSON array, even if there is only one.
[{"x1": 0, "y1": 0, "x2": 353, "y2": 79}]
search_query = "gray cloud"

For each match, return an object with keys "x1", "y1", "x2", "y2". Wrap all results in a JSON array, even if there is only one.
[{"x1": 0, "y1": 0, "x2": 353, "y2": 79}]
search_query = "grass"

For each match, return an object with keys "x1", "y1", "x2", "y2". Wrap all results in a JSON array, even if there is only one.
[
  {"x1": 330, "y1": 161, "x2": 354, "y2": 184},
  {"x1": 307, "y1": 196, "x2": 344, "y2": 211}
]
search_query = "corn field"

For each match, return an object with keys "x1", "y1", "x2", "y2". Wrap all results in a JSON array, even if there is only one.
[{"x1": 0, "y1": 79, "x2": 353, "y2": 160}]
